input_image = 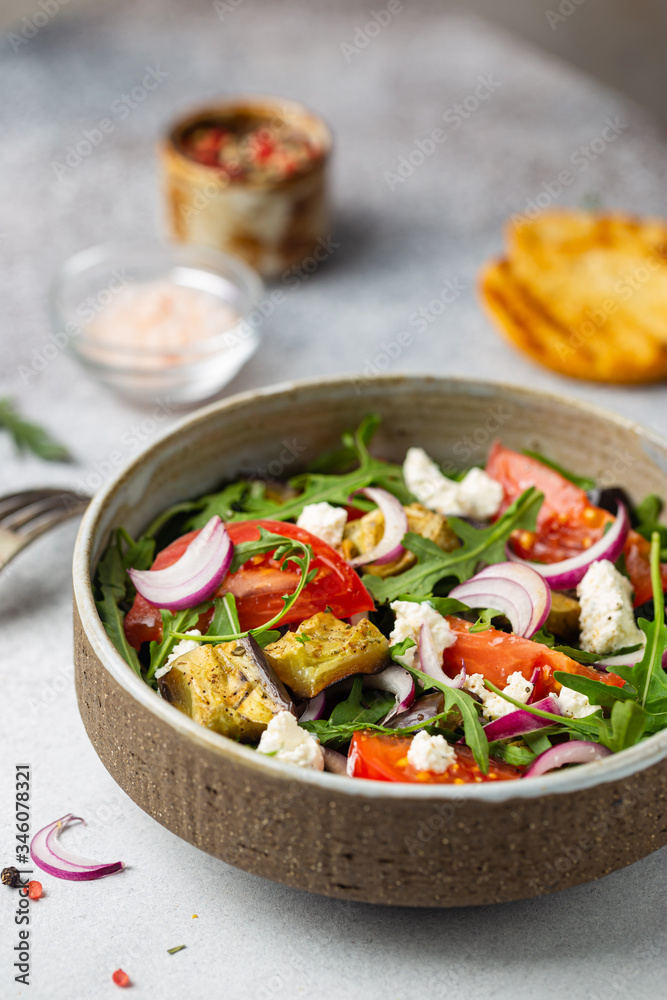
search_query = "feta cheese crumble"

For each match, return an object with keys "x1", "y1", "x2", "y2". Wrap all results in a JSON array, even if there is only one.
[
  {"x1": 403, "y1": 447, "x2": 503, "y2": 519},
  {"x1": 296, "y1": 502, "x2": 347, "y2": 549},
  {"x1": 154, "y1": 629, "x2": 202, "y2": 679},
  {"x1": 257, "y1": 710, "x2": 324, "y2": 771},
  {"x1": 577, "y1": 559, "x2": 646, "y2": 656},
  {"x1": 389, "y1": 599, "x2": 457, "y2": 668},
  {"x1": 557, "y1": 686, "x2": 600, "y2": 719},
  {"x1": 407, "y1": 730, "x2": 456, "y2": 774},
  {"x1": 464, "y1": 670, "x2": 533, "y2": 720}
]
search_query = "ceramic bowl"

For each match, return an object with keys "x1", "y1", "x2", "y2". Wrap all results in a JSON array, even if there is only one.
[{"x1": 72, "y1": 375, "x2": 667, "y2": 907}]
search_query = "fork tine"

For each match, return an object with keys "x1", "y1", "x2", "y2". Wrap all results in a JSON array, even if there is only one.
[
  {"x1": 0, "y1": 489, "x2": 76, "y2": 518},
  {"x1": 21, "y1": 502, "x2": 90, "y2": 544},
  {"x1": 1, "y1": 493, "x2": 86, "y2": 531}
]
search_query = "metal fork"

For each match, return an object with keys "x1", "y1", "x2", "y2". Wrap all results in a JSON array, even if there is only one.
[{"x1": 0, "y1": 489, "x2": 90, "y2": 571}]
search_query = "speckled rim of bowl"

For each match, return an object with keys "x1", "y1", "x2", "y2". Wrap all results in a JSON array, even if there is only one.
[{"x1": 72, "y1": 374, "x2": 667, "y2": 804}]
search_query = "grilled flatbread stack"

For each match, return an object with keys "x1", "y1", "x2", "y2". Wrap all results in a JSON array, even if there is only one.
[{"x1": 480, "y1": 211, "x2": 667, "y2": 382}]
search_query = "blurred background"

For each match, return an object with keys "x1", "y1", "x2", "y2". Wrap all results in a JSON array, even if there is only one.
[{"x1": 3, "y1": 0, "x2": 667, "y2": 124}]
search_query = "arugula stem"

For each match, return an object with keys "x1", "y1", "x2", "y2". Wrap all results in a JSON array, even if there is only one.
[
  {"x1": 483, "y1": 679, "x2": 593, "y2": 734},
  {"x1": 640, "y1": 532, "x2": 664, "y2": 707}
]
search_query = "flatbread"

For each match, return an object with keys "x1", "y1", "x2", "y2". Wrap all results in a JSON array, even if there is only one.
[{"x1": 480, "y1": 257, "x2": 667, "y2": 383}]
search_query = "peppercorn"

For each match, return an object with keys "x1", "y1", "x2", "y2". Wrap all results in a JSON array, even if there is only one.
[{"x1": 1, "y1": 867, "x2": 21, "y2": 887}]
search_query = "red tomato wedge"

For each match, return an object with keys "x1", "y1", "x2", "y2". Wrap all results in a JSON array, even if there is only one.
[
  {"x1": 348, "y1": 732, "x2": 521, "y2": 783},
  {"x1": 486, "y1": 441, "x2": 667, "y2": 606},
  {"x1": 441, "y1": 617, "x2": 625, "y2": 695},
  {"x1": 123, "y1": 519, "x2": 374, "y2": 649}
]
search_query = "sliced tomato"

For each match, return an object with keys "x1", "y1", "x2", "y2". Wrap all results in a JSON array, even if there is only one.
[
  {"x1": 348, "y1": 732, "x2": 521, "y2": 783},
  {"x1": 486, "y1": 441, "x2": 667, "y2": 606},
  {"x1": 442, "y1": 617, "x2": 625, "y2": 693},
  {"x1": 123, "y1": 519, "x2": 374, "y2": 649}
]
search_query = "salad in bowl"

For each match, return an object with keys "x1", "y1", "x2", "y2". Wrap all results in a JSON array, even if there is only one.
[{"x1": 94, "y1": 414, "x2": 667, "y2": 787}]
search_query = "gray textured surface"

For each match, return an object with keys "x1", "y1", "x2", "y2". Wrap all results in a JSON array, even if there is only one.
[{"x1": 1, "y1": 2, "x2": 666, "y2": 998}]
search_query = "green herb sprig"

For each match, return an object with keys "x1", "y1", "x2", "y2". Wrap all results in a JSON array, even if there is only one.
[
  {"x1": 170, "y1": 528, "x2": 316, "y2": 645},
  {"x1": 0, "y1": 397, "x2": 71, "y2": 462},
  {"x1": 365, "y1": 487, "x2": 543, "y2": 604}
]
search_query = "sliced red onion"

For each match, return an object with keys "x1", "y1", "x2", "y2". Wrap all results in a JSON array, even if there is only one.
[
  {"x1": 483, "y1": 695, "x2": 562, "y2": 741},
  {"x1": 418, "y1": 624, "x2": 465, "y2": 688},
  {"x1": 523, "y1": 740, "x2": 612, "y2": 778},
  {"x1": 349, "y1": 488, "x2": 408, "y2": 566},
  {"x1": 299, "y1": 691, "x2": 326, "y2": 722},
  {"x1": 349, "y1": 612, "x2": 370, "y2": 626},
  {"x1": 128, "y1": 515, "x2": 232, "y2": 611},
  {"x1": 473, "y1": 562, "x2": 552, "y2": 637},
  {"x1": 364, "y1": 665, "x2": 415, "y2": 721},
  {"x1": 507, "y1": 503, "x2": 630, "y2": 591},
  {"x1": 31, "y1": 814, "x2": 124, "y2": 881},
  {"x1": 323, "y1": 748, "x2": 348, "y2": 775}
]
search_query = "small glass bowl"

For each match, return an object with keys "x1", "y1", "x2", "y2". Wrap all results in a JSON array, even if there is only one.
[{"x1": 50, "y1": 240, "x2": 264, "y2": 405}]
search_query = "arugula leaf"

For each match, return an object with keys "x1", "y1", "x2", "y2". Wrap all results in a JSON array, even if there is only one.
[
  {"x1": 147, "y1": 604, "x2": 208, "y2": 682},
  {"x1": 523, "y1": 731, "x2": 553, "y2": 755},
  {"x1": 488, "y1": 741, "x2": 536, "y2": 766},
  {"x1": 469, "y1": 608, "x2": 502, "y2": 633},
  {"x1": 254, "y1": 630, "x2": 282, "y2": 649},
  {"x1": 365, "y1": 487, "x2": 543, "y2": 604},
  {"x1": 612, "y1": 532, "x2": 667, "y2": 732},
  {"x1": 402, "y1": 664, "x2": 489, "y2": 773},
  {"x1": 94, "y1": 531, "x2": 142, "y2": 676},
  {"x1": 188, "y1": 481, "x2": 283, "y2": 530},
  {"x1": 634, "y1": 493, "x2": 667, "y2": 554},
  {"x1": 301, "y1": 677, "x2": 396, "y2": 748},
  {"x1": 522, "y1": 449, "x2": 595, "y2": 491},
  {"x1": 553, "y1": 671, "x2": 636, "y2": 707},
  {"x1": 330, "y1": 676, "x2": 395, "y2": 727},
  {"x1": 190, "y1": 415, "x2": 411, "y2": 528},
  {"x1": 484, "y1": 677, "x2": 647, "y2": 753},
  {"x1": 0, "y1": 397, "x2": 71, "y2": 462},
  {"x1": 173, "y1": 528, "x2": 315, "y2": 644},
  {"x1": 606, "y1": 700, "x2": 647, "y2": 752},
  {"x1": 207, "y1": 593, "x2": 240, "y2": 636},
  {"x1": 305, "y1": 413, "x2": 381, "y2": 474},
  {"x1": 393, "y1": 595, "x2": 469, "y2": 616},
  {"x1": 531, "y1": 626, "x2": 555, "y2": 647},
  {"x1": 389, "y1": 636, "x2": 417, "y2": 661},
  {"x1": 552, "y1": 643, "x2": 641, "y2": 665},
  {"x1": 117, "y1": 527, "x2": 154, "y2": 581}
]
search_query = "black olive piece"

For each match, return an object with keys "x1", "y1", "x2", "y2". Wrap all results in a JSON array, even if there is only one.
[{"x1": 587, "y1": 487, "x2": 638, "y2": 527}]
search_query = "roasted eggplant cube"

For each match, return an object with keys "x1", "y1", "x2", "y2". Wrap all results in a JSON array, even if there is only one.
[
  {"x1": 343, "y1": 503, "x2": 459, "y2": 578},
  {"x1": 263, "y1": 612, "x2": 390, "y2": 698},
  {"x1": 158, "y1": 637, "x2": 293, "y2": 742}
]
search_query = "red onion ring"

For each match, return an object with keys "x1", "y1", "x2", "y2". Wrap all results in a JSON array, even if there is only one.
[
  {"x1": 418, "y1": 623, "x2": 465, "y2": 688},
  {"x1": 482, "y1": 695, "x2": 562, "y2": 741},
  {"x1": 323, "y1": 748, "x2": 348, "y2": 775},
  {"x1": 349, "y1": 488, "x2": 408, "y2": 566},
  {"x1": 473, "y1": 562, "x2": 552, "y2": 637},
  {"x1": 31, "y1": 814, "x2": 124, "y2": 881},
  {"x1": 364, "y1": 665, "x2": 415, "y2": 720},
  {"x1": 299, "y1": 691, "x2": 326, "y2": 722},
  {"x1": 507, "y1": 503, "x2": 630, "y2": 591},
  {"x1": 523, "y1": 740, "x2": 612, "y2": 778},
  {"x1": 128, "y1": 515, "x2": 232, "y2": 610}
]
